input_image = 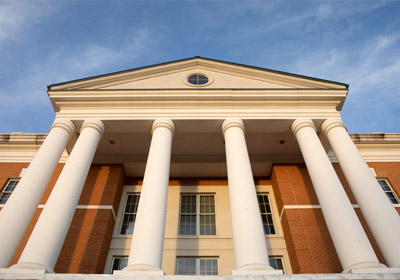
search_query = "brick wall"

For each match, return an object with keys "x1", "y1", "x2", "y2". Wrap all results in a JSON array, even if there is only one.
[
  {"x1": 272, "y1": 162, "x2": 400, "y2": 273},
  {"x1": 272, "y1": 164, "x2": 341, "y2": 273},
  {"x1": 0, "y1": 163, "x2": 124, "y2": 274}
]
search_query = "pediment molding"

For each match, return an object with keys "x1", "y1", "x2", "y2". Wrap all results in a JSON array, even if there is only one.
[{"x1": 48, "y1": 57, "x2": 348, "y2": 91}]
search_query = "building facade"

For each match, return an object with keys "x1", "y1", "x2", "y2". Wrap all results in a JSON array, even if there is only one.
[{"x1": 0, "y1": 57, "x2": 399, "y2": 278}]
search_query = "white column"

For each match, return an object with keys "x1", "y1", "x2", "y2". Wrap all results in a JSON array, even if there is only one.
[
  {"x1": 292, "y1": 118, "x2": 385, "y2": 272},
  {"x1": 222, "y1": 119, "x2": 277, "y2": 275},
  {"x1": 322, "y1": 118, "x2": 400, "y2": 268},
  {"x1": 0, "y1": 119, "x2": 75, "y2": 268},
  {"x1": 121, "y1": 119, "x2": 174, "y2": 275},
  {"x1": 10, "y1": 119, "x2": 104, "y2": 273}
]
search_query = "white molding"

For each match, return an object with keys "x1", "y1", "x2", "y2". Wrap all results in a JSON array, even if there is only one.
[
  {"x1": 279, "y1": 204, "x2": 400, "y2": 219},
  {"x1": 38, "y1": 204, "x2": 116, "y2": 221},
  {"x1": 329, "y1": 144, "x2": 400, "y2": 162}
]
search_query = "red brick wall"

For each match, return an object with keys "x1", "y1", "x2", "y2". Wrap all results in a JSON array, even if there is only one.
[
  {"x1": 272, "y1": 162, "x2": 400, "y2": 273},
  {"x1": 55, "y1": 164, "x2": 125, "y2": 273},
  {"x1": 0, "y1": 163, "x2": 124, "y2": 274},
  {"x1": 272, "y1": 164, "x2": 341, "y2": 273}
]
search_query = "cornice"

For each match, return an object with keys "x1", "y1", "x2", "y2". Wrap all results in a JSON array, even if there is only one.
[
  {"x1": 350, "y1": 133, "x2": 400, "y2": 144},
  {"x1": 49, "y1": 88, "x2": 347, "y2": 114},
  {"x1": 329, "y1": 144, "x2": 400, "y2": 162},
  {"x1": 49, "y1": 88, "x2": 348, "y2": 97},
  {"x1": 53, "y1": 109, "x2": 342, "y2": 121}
]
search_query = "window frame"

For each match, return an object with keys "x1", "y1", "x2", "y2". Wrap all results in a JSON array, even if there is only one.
[
  {"x1": 176, "y1": 257, "x2": 218, "y2": 275},
  {"x1": 110, "y1": 256, "x2": 128, "y2": 273},
  {"x1": 119, "y1": 193, "x2": 140, "y2": 235},
  {"x1": 269, "y1": 256, "x2": 285, "y2": 273},
  {"x1": 179, "y1": 193, "x2": 216, "y2": 236},
  {"x1": 257, "y1": 193, "x2": 276, "y2": 235},
  {"x1": 377, "y1": 178, "x2": 400, "y2": 204},
  {"x1": 0, "y1": 178, "x2": 20, "y2": 205}
]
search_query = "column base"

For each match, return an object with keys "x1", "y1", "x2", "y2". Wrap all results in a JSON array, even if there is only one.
[
  {"x1": 114, "y1": 263, "x2": 164, "y2": 275},
  {"x1": 232, "y1": 263, "x2": 283, "y2": 275},
  {"x1": 347, "y1": 267, "x2": 400, "y2": 274},
  {"x1": 342, "y1": 261, "x2": 387, "y2": 273},
  {"x1": 8, "y1": 262, "x2": 54, "y2": 273}
]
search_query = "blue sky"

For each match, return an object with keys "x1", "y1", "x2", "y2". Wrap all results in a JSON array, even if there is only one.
[{"x1": 0, "y1": 0, "x2": 399, "y2": 133}]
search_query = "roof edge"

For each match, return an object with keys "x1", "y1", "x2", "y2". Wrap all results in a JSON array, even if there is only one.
[{"x1": 47, "y1": 56, "x2": 349, "y2": 90}]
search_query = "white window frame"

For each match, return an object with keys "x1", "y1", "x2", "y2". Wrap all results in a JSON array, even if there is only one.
[
  {"x1": 179, "y1": 193, "x2": 216, "y2": 236},
  {"x1": 257, "y1": 193, "x2": 276, "y2": 235},
  {"x1": 110, "y1": 256, "x2": 128, "y2": 273},
  {"x1": 176, "y1": 257, "x2": 218, "y2": 275},
  {"x1": 119, "y1": 193, "x2": 140, "y2": 235},
  {"x1": 269, "y1": 256, "x2": 285, "y2": 273},
  {"x1": 377, "y1": 178, "x2": 400, "y2": 204},
  {"x1": 0, "y1": 178, "x2": 19, "y2": 205}
]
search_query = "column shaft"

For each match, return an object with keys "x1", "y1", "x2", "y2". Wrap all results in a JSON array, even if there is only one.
[
  {"x1": 123, "y1": 119, "x2": 174, "y2": 274},
  {"x1": 222, "y1": 119, "x2": 274, "y2": 273},
  {"x1": 292, "y1": 118, "x2": 384, "y2": 272},
  {"x1": 0, "y1": 119, "x2": 75, "y2": 268},
  {"x1": 11, "y1": 119, "x2": 104, "y2": 272},
  {"x1": 322, "y1": 118, "x2": 400, "y2": 267}
]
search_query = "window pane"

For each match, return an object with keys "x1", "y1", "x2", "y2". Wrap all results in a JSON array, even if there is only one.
[
  {"x1": 179, "y1": 194, "x2": 216, "y2": 236},
  {"x1": 0, "y1": 195, "x2": 8, "y2": 204},
  {"x1": 176, "y1": 258, "x2": 196, "y2": 275},
  {"x1": 200, "y1": 215, "x2": 216, "y2": 235},
  {"x1": 0, "y1": 179, "x2": 19, "y2": 205},
  {"x1": 188, "y1": 75, "x2": 208, "y2": 85},
  {"x1": 200, "y1": 259, "x2": 218, "y2": 275},
  {"x1": 177, "y1": 258, "x2": 218, "y2": 275},
  {"x1": 179, "y1": 214, "x2": 196, "y2": 235},
  {"x1": 269, "y1": 257, "x2": 284, "y2": 272},
  {"x1": 112, "y1": 257, "x2": 128, "y2": 272},
  {"x1": 120, "y1": 194, "x2": 140, "y2": 235},
  {"x1": 378, "y1": 179, "x2": 400, "y2": 204},
  {"x1": 258, "y1": 194, "x2": 276, "y2": 235}
]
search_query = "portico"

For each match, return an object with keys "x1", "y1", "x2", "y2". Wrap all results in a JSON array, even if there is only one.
[{"x1": 0, "y1": 57, "x2": 399, "y2": 276}]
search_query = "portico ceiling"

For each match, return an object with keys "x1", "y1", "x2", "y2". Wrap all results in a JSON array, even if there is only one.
[{"x1": 65, "y1": 119, "x2": 328, "y2": 178}]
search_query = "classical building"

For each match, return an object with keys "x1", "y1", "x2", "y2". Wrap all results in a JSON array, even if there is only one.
[{"x1": 0, "y1": 57, "x2": 400, "y2": 279}]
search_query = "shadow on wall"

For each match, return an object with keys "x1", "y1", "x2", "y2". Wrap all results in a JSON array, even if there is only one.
[{"x1": 54, "y1": 164, "x2": 125, "y2": 274}]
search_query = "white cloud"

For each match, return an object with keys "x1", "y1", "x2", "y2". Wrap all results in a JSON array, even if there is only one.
[
  {"x1": 287, "y1": 31, "x2": 400, "y2": 132},
  {"x1": 0, "y1": 27, "x2": 156, "y2": 131},
  {"x1": 0, "y1": 1, "x2": 54, "y2": 48}
]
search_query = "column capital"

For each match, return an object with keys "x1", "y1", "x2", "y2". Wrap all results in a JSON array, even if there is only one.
[
  {"x1": 222, "y1": 118, "x2": 245, "y2": 137},
  {"x1": 151, "y1": 119, "x2": 175, "y2": 135},
  {"x1": 50, "y1": 119, "x2": 75, "y2": 136},
  {"x1": 291, "y1": 118, "x2": 316, "y2": 136},
  {"x1": 81, "y1": 119, "x2": 105, "y2": 136},
  {"x1": 321, "y1": 118, "x2": 347, "y2": 135}
]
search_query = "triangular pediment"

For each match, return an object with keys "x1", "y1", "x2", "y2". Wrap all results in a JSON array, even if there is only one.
[{"x1": 48, "y1": 57, "x2": 348, "y2": 91}]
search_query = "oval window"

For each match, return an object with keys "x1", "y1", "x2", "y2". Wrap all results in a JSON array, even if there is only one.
[{"x1": 187, "y1": 74, "x2": 209, "y2": 85}]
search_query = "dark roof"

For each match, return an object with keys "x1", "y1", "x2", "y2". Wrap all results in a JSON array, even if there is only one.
[{"x1": 47, "y1": 56, "x2": 349, "y2": 89}]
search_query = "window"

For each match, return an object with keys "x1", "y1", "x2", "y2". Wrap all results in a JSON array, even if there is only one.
[
  {"x1": 269, "y1": 256, "x2": 284, "y2": 272},
  {"x1": 0, "y1": 178, "x2": 19, "y2": 205},
  {"x1": 179, "y1": 194, "x2": 216, "y2": 235},
  {"x1": 187, "y1": 74, "x2": 209, "y2": 85},
  {"x1": 111, "y1": 256, "x2": 128, "y2": 273},
  {"x1": 176, "y1": 257, "x2": 218, "y2": 275},
  {"x1": 377, "y1": 179, "x2": 400, "y2": 204},
  {"x1": 120, "y1": 194, "x2": 140, "y2": 235},
  {"x1": 257, "y1": 194, "x2": 276, "y2": 234}
]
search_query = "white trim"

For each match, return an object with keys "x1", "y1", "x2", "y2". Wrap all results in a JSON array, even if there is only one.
[
  {"x1": 37, "y1": 204, "x2": 116, "y2": 221},
  {"x1": 280, "y1": 204, "x2": 400, "y2": 219},
  {"x1": 279, "y1": 204, "x2": 359, "y2": 220}
]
